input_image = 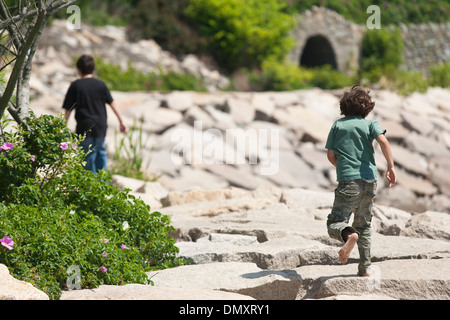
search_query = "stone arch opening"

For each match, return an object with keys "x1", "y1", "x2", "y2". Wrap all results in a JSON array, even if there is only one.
[{"x1": 300, "y1": 35, "x2": 338, "y2": 69}]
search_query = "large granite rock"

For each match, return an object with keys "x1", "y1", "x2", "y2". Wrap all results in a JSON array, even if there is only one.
[{"x1": 0, "y1": 264, "x2": 49, "y2": 300}]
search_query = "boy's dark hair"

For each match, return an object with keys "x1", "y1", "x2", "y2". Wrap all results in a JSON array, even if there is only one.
[
  {"x1": 76, "y1": 54, "x2": 95, "y2": 76},
  {"x1": 339, "y1": 85, "x2": 375, "y2": 119}
]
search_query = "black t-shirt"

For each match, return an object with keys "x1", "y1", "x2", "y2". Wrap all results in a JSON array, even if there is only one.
[{"x1": 62, "y1": 78, "x2": 113, "y2": 138}]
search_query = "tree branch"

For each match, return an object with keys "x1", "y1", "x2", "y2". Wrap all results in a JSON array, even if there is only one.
[
  {"x1": 0, "y1": 0, "x2": 80, "y2": 124},
  {"x1": 0, "y1": 11, "x2": 46, "y2": 120},
  {"x1": 0, "y1": 0, "x2": 79, "y2": 29}
]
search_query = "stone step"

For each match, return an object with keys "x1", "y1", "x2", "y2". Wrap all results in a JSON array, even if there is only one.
[{"x1": 146, "y1": 259, "x2": 450, "y2": 300}]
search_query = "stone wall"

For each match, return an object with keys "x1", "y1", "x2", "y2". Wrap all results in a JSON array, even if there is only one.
[
  {"x1": 288, "y1": 6, "x2": 450, "y2": 74},
  {"x1": 400, "y1": 22, "x2": 450, "y2": 73}
]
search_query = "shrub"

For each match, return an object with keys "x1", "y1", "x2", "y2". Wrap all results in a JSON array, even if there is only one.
[
  {"x1": 309, "y1": 65, "x2": 355, "y2": 90},
  {"x1": 248, "y1": 59, "x2": 314, "y2": 91},
  {"x1": 0, "y1": 112, "x2": 82, "y2": 204},
  {"x1": 361, "y1": 28, "x2": 404, "y2": 82},
  {"x1": 185, "y1": 0, "x2": 295, "y2": 72},
  {"x1": 0, "y1": 112, "x2": 184, "y2": 299},
  {"x1": 247, "y1": 59, "x2": 354, "y2": 91},
  {"x1": 429, "y1": 63, "x2": 450, "y2": 88}
]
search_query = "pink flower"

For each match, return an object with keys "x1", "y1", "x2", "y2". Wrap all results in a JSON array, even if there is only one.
[
  {"x1": 1, "y1": 236, "x2": 14, "y2": 250},
  {"x1": 59, "y1": 142, "x2": 69, "y2": 150},
  {"x1": 102, "y1": 252, "x2": 108, "y2": 258},
  {"x1": 99, "y1": 266, "x2": 107, "y2": 273},
  {"x1": 104, "y1": 239, "x2": 109, "y2": 243},
  {"x1": 30, "y1": 155, "x2": 36, "y2": 162},
  {"x1": 121, "y1": 244, "x2": 129, "y2": 250},
  {"x1": 1, "y1": 142, "x2": 14, "y2": 151}
]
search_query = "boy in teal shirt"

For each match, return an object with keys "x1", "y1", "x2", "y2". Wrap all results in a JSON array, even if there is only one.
[{"x1": 325, "y1": 85, "x2": 396, "y2": 276}]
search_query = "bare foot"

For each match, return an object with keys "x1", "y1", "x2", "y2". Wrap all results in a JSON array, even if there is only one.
[{"x1": 339, "y1": 233, "x2": 358, "y2": 264}]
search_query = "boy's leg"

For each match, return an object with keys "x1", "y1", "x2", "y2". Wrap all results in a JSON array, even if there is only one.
[
  {"x1": 327, "y1": 180, "x2": 361, "y2": 263},
  {"x1": 94, "y1": 137, "x2": 107, "y2": 173},
  {"x1": 353, "y1": 180, "x2": 377, "y2": 276},
  {"x1": 339, "y1": 228, "x2": 358, "y2": 264}
]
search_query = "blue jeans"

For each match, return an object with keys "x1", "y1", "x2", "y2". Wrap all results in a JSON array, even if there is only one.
[{"x1": 80, "y1": 137, "x2": 107, "y2": 174}]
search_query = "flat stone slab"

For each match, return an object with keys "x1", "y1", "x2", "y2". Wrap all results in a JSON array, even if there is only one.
[
  {"x1": 147, "y1": 262, "x2": 302, "y2": 300},
  {"x1": 296, "y1": 258, "x2": 450, "y2": 300},
  {"x1": 176, "y1": 234, "x2": 336, "y2": 269},
  {"x1": 61, "y1": 284, "x2": 254, "y2": 300},
  {"x1": 145, "y1": 258, "x2": 450, "y2": 300}
]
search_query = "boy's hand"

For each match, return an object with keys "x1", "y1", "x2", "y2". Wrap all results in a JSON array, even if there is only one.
[
  {"x1": 119, "y1": 122, "x2": 128, "y2": 134},
  {"x1": 386, "y1": 167, "x2": 397, "y2": 188}
]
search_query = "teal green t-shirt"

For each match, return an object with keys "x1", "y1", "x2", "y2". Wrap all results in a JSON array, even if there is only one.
[{"x1": 325, "y1": 116, "x2": 386, "y2": 181}]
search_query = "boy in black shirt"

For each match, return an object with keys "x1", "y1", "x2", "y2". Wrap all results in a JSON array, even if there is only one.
[{"x1": 63, "y1": 55, "x2": 127, "y2": 173}]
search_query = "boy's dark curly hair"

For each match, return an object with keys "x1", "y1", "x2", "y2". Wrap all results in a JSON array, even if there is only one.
[{"x1": 339, "y1": 85, "x2": 375, "y2": 119}]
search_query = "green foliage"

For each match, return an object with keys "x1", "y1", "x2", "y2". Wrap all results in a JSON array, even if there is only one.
[
  {"x1": 246, "y1": 59, "x2": 354, "y2": 92},
  {"x1": 390, "y1": 70, "x2": 429, "y2": 96},
  {"x1": 185, "y1": 0, "x2": 295, "y2": 72},
  {"x1": 247, "y1": 59, "x2": 313, "y2": 91},
  {"x1": 0, "y1": 112, "x2": 184, "y2": 299},
  {"x1": 127, "y1": 0, "x2": 205, "y2": 56},
  {"x1": 285, "y1": 0, "x2": 450, "y2": 25},
  {"x1": 95, "y1": 58, "x2": 206, "y2": 92},
  {"x1": 361, "y1": 28, "x2": 404, "y2": 82},
  {"x1": 53, "y1": 0, "x2": 138, "y2": 26},
  {"x1": 429, "y1": 63, "x2": 450, "y2": 88},
  {"x1": 308, "y1": 65, "x2": 356, "y2": 90},
  {"x1": 0, "y1": 113, "x2": 82, "y2": 204}
]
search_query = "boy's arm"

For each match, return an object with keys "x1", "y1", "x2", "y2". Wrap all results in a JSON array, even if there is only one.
[
  {"x1": 327, "y1": 149, "x2": 337, "y2": 168},
  {"x1": 64, "y1": 109, "x2": 71, "y2": 122},
  {"x1": 109, "y1": 101, "x2": 128, "y2": 134},
  {"x1": 377, "y1": 134, "x2": 397, "y2": 188}
]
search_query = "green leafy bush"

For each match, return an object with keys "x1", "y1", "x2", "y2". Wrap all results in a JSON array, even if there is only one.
[
  {"x1": 361, "y1": 28, "x2": 404, "y2": 83},
  {"x1": 429, "y1": 63, "x2": 450, "y2": 88},
  {"x1": 246, "y1": 59, "x2": 354, "y2": 91},
  {"x1": 185, "y1": 0, "x2": 295, "y2": 72},
  {"x1": 309, "y1": 65, "x2": 355, "y2": 90},
  {"x1": 248, "y1": 59, "x2": 313, "y2": 91},
  {"x1": 0, "y1": 112, "x2": 183, "y2": 299}
]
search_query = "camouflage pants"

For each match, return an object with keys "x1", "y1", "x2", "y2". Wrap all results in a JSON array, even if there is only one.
[{"x1": 327, "y1": 179, "x2": 377, "y2": 275}]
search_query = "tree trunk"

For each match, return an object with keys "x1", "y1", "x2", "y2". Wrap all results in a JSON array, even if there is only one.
[{"x1": 0, "y1": 0, "x2": 79, "y2": 126}]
